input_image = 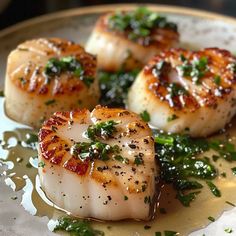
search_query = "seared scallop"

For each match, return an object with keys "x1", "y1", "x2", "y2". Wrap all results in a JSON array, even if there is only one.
[
  {"x1": 86, "y1": 7, "x2": 179, "y2": 71},
  {"x1": 4, "y1": 38, "x2": 99, "y2": 128},
  {"x1": 127, "y1": 48, "x2": 236, "y2": 137},
  {"x1": 38, "y1": 106, "x2": 158, "y2": 220}
]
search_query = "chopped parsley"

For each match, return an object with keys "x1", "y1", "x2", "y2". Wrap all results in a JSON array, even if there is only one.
[
  {"x1": 178, "y1": 56, "x2": 208, "y2": 84},
  {"x1": 167, "y1": 83, "x2": 188, "y2": 97},
  {"x1": 214, "y1": 75, "x2": 221, "y2": 85},
  {"x1": 167, "y1": 114, "x2": 179, "y2": 122},
  {"x1": 108, "y1": 7, "x2": 177, "y2": 41},
  {"x1": 98, "y1": 70, "x2": 139, "y2": 107},
  {"x1": 176, "y1": 191, "x2": 200, "y2": 207},
  {"x1": 38, "y1": 161, "x2": 45, "y2": 168},
  {"x1": 0, "y1": 90, "x2": 4, "y2": 97},
  {"x1": 45, "y1": 56, "x2": 94, "y2": 87},
  {"x1": 231, "y1": 167, "x2": 236, "y2": 175},
  {"x1": 71, "y1": 141, "x2": 120, "y2": 162},
  {"x1": 164, "y1": 231, "x2": 179, "y2": 236},
  {"x1": 124, "y1": 195, "x2": 128, "y2": 200},
  {"x1": 140, "y1": 110, "x2": 150, "y2": 122},
  {"x1": 86, "y1": 120, "x2": 118, "y2": 141},
  {"x1": 134, "y1": 155, "x2": 144, "y2": 166},
  {"x1": 54, "y1": 217, "x2": 104, "y2": 236},
  {"x1": 208, "y1": 216, "x2": 215, "y2": 222},
  {"x1": 114, "y1": 155, "x2": 129, "y2": 164},
  {"x1": 206, "y1": 181, "x2": 221, "y2": 197},
  {"x1": 224, "y1": 228, "x2": 233, "y2": 234},
  {"x1": 45, "y1": 99, "x2": 56, "y2": 106},
  {"x1": 21, "y1": 133, "x2": 38, "y2": 150},
  {"x1": 154, "y1": 130, "x2": 236, "y2": 203}
]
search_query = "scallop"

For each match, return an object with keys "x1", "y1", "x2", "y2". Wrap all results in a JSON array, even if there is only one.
[
  {"x1": 38, "y1": 106, "x2": 158, "y2": 220},
  {"x1": 86, "y1": 8, "x2": 179, "y2": 71},
  {"x1": 4, "y1": 38, "x2": 100, "y2": 128},
  {"x1": 127, "y1": 48, "x2": 236, "y2": 137}
]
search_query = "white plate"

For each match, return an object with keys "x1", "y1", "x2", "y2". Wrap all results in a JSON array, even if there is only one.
[{"x1": 1, "y1": 4, "x2": 236, "y2": 236}]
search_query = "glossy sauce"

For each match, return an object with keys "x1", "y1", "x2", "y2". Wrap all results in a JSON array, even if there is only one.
[{"x1": 1, "y1": 116, "x2": 236, "y2": 235}]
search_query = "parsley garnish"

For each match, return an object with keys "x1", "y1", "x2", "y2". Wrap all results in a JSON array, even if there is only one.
[
  {"x1": 54, "y1": 217, "x2": 104, "y2": 236},
  {"x1": 86, "y1": 120, "x2": 118, "y2": 141},
  {"x1": 231, "y1": 167, "x2": 236, "y2": 175},
  {"x1": 214, "y1": 75, "x2": 221, "y2": 85},
  {"x1": 167, "y1": 114, "x2": 179, "y2": 122},
  {"x1": 208, "y1": 216, "x2": 215, "y2": 222},
  {"x1": 134, "y1": 155, "x2": 144, "y2": 166},
  {"x1": 45, "y1": 99, "x2": 56, "y2": 106},
  {"x1": 38, "y1": 161, "x2": 45, "y2": 168},
  {"x1": 0, "y1": 90, "x2": 4, "y2": 97},
  {"x1": 224, "y1": 228, "x2": 233, "y2": 234},
  {"x1": 71, "y1": 141, "x2": 120, "y2": 162},
  {"x1": 140, "y1": 110, "x2": 150, "y2": 122},
  {"x1": 124, "y1": 196, "x2": 128, "y2": 200},
  {"x1": 108, "y1": 7, "x2": 177, "y2": 41},
  {"x1": 45, "y1": 56, "x2": 94, "y2": 87},
  {"x1": 178, "y1": 56, "x2": 208, "y2": 84},
  {"x1": 206, "y1": 181, "x2": 221, "y2": 197},
  {"x1": 98, "y1": 70, "x2": 139, "y2": 107}
]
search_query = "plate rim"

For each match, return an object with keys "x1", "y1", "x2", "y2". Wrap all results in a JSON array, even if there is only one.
[{"x1": 0, "y1": 3, "x2": 236, "y2": 38}]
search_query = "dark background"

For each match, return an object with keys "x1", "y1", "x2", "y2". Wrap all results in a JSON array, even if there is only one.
[{"x1": 0, "y1": 0, "x2": 236, "y2": 30}]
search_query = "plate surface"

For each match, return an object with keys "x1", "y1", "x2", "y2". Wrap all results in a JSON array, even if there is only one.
[{"x1": 1, "y1": 4, "x2": 236, "y2": 236}]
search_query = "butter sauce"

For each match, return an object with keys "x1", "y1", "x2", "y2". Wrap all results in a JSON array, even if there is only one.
[{"x1": 1, "y1": 119, "x2": 236, "y2": 235}]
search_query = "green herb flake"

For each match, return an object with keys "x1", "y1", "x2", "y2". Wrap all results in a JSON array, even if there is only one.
[
  {"x1": 231, "y1": 167, "x2": 236, "y2": 175},
  {"x1": 206, "y1": 181, "x2": 221, "y2": 197},
  {"x1": 224, "y1": 228, "x2": 233, "y2": 234},
  {"x1": 155, "y1": 232, "x2": 162, "y2": 236},
  {"x1": 71, "y1": 141, "x2": 119, "y2": 162},
  {"x1": 45, "y1": 56, "x2": 94, "y2": 87},
  {"x1": 208, "y1": 216, "x2": 215, "y2": 222},
  {"x1": 176, "y1": 191, "x2": 200, "y2": 207},
  {"x1": 54, "y1": 217, "x2": 104, "y2": 236},
  {"x1": 140, "y1": 110, "x2": 150, "y2": 122},
  {"x1": 45, "y1": 99, "x2": 56, "y2": 106},
  {"x1": 164, "y1": 230, "x2": 179, "y2": 236},
  {"x1": 21, "y1": 133, "x2": 38, "y2": 150},
  {"x1": 221, "y1": 172, "x2": 227, "y2": 178},
  {"x1": 178, "y1": 56, "x2": 208, "y2": 84},
  {"x1": 134, "y1": 155, "x2": 144, "y2": 166},
  {"x1": 114, "y1": 155, "x2": 129, "y2": 164},
  {"x1": 0, "y1": 90, "x2": 4, "y2": 97},
  {"x1": 38, "y1": 161, "x2": 45, "y2": 168},
  {"x1": 167, "y1": 114, "x2": 179, "y2": 122},
  {"x1": 98, "y1": 69, "x2": 139, "y2": 107},
  {"x1": 124, "y1": 195, "x2": 128, "y2": 201},
  {"x1": 86, "y1": 120, "x2": 118, "y2": 141},
  {"x1": 214, "y1": 75, "x2": 221, "y2": 85}
]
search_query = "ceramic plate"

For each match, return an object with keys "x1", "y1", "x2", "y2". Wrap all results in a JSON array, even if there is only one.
[{"x1": 1, "y1": 4, "x2": 236, "y2": 236}]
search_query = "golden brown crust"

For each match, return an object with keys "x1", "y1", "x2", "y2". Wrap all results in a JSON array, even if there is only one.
[
  {"x1": 143, "y1": 48, "x2": 236, "y2": 112},
  {"x1": 9, "y1": 38, "x2": 96, "y2": 96}
]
